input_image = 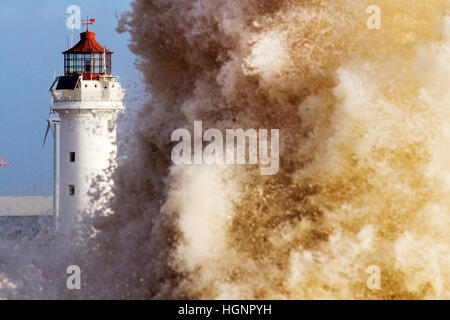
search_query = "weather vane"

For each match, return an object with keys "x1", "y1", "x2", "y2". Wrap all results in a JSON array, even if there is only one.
[{"x1": 81, "y1": 17, "x2": 96, "y2": 31}]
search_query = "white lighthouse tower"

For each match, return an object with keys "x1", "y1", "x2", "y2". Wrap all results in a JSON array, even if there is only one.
[{"x1": 48, "y1": 19, "x2": 125, "y2": 230}]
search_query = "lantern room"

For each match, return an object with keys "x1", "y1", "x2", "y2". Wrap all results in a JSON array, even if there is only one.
[{"x1": 62, "y1": 19, "x2": 113, "y2": 80}]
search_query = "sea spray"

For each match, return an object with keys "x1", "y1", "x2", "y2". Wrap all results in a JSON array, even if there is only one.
[{"x1": 108, "y1": 0, "x2": 450, "y2": 299}]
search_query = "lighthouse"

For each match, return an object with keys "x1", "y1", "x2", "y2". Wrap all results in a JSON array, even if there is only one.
[{"x1": 48, "y1": 19, "x2": 125, "y2": 230}]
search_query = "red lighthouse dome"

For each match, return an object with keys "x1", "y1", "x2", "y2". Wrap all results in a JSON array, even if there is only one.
[{"x1": 62, "y1": 19, "x2": 113, "y2": 80}]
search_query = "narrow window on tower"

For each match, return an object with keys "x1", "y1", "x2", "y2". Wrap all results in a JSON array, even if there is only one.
[
  {"x1": 69, "y1": 185, "x2": 75, "y2": 196},
  {"x1": 69, "y1": 152, "x2": 76, "y2": 162},
  {"x1": 108, "y1": 119, "x2": 115, "y2": 132}
]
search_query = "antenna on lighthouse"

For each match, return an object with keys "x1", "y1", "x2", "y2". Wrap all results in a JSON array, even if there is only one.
[
  {"x1": 64, "y1": 15, "x2": 75, "y2": 48},
  {"x1": 43, "y1": 71, "x2": 58, "y2": 147}
]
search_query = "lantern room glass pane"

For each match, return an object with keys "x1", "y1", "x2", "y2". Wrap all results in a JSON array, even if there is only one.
[{"x1": 64, "y1": 52, "x2": 112, "y2": 76}]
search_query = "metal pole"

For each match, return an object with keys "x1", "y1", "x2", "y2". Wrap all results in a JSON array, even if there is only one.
[
  {"x1": 53, "y1": 119, "x2": 61, "y2": 232},
  {"x1": 103, "y1": 47, "x2": 107, "y2": 74},
  {"x1": 71, "y1": 25, "x2": 75, "y2": 48}
]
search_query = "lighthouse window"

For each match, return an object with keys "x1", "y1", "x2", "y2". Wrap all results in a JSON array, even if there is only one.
[
  {"x1": 85, "y1": 61, "x2": 91, "y2": 72},
  {"x1": 108, "y1": 120, "x2": 115, "y2": 132},
  {"x1": 69, "y1": 185, "x2": 75, "y2": 196},
  {"x1": 69, "y1": 152, "x2": 76, "y2": 162}
]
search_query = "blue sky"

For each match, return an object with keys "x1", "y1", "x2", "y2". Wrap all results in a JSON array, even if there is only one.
[{"x1": 0, "y1": 0, "x2": 139, "y2": 196}]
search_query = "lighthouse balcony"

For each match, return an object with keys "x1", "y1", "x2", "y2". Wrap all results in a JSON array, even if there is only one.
[{"x1": 50, "y1": 75, "x2": 125, "y2": 103}]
